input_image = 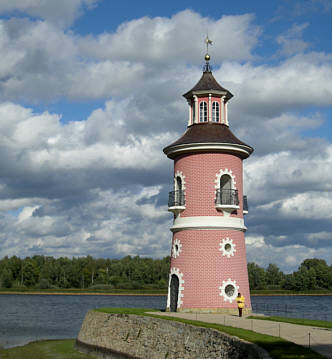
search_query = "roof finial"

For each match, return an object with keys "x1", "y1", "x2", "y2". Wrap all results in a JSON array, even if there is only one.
[{"x1": 204, "y1": 35, "x2": 213, "y2": 72}]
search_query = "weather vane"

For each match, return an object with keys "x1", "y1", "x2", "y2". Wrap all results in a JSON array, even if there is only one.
[
  {"x1": 204, "y1": 35, "x2": 213, "y2": 71},
  {"x1": 205, "y1": 35, "x2": 213, "y2": 54}
]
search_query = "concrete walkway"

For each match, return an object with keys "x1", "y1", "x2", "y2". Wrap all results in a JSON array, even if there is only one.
[{"x1": 152, "y1": 312, "x2": 332, "y2": 359}]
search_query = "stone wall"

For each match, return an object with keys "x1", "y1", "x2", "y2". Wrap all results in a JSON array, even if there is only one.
[{"x1": 76, "y1": 310, "x2": 271, "y2": 359}]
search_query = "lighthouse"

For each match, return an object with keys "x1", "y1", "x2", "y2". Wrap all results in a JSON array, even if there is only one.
[{"x1": 163, "y1": 46, "x2": 254, "y2": 314}]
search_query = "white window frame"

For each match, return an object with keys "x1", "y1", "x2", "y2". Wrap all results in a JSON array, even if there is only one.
[
  {"x1": 212, "y1": 101, "x2": 220, "y2": 122},
  {"x1": 199, "y1": 101, "x2": 208, "y2": 122}
]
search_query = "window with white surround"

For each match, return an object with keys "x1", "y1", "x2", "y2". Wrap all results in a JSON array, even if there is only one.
[
  {"x1": 212, "y1": 101, "x2": 219, "y2": 122},
  {"x1": 219, "y1": 238, "x2": 236, "y2": 258},
  {"x1": 220, "y1": 174, "x2": 231, "y2": 191},
  {"x1": 217, "y1": 175, "x2": 239, "y2": 208},
  {"x1": 168, "y1": 171, "x2": 186, "y2": 213},
  {"x1": 219, "y1": 278, "x2": 239, "y2": 303},
  {"x1": 215, "y1": 169, "x2": 239, "y2": 212},
  {"x1": 176, "y1": 176, "x2": 182, "y2": 192},
  {"x1": 172, "y1": 238, "x2": 182, "y2": 258},
  {"x1": 199, "y1": 101, "x2": 207, "y2": 122}
]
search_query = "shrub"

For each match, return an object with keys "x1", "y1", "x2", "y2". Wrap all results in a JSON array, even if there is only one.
[{"x1": 38, "y1": 278, "x2": 50, "y2": 289}]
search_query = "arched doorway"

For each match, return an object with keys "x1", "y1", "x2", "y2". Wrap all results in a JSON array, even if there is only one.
[{"x1": 170, "y1": 274, "x2": 179, "y2": 312}]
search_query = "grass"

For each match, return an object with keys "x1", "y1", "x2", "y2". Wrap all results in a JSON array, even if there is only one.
[
  {"x1": 0, "y1": 339, "x2": 95, "y2": 359},
  {"x1": 95, "y1": 307, "x2": 159, "y2": 314},
  {"x1": 248, "y1": 315, "x2": 332, "y2": 329},
  {"x1": 97, "y1": 308, "x2": 326, "y2": 359},
  {"x1": 1, "y1": 308, "x2": 328, "y2": 358}
]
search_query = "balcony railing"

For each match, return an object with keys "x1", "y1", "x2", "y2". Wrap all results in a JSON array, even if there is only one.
[
  {"x1": 243, "y1": 195, "x2": 248, "y2": 214},
  {"x1": 168, "y1": 190, "x2": 185, "y2": 212},
  {"x1": 215, "y1": 189, "x2": 239, "y2": 211}
]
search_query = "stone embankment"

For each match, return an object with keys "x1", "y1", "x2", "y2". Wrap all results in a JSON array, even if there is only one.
[{"x1": 76, "y1": 310, "x2": 271, "y2": 359}]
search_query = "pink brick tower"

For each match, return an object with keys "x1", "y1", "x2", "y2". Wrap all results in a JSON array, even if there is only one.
[{"x1": 164, "y1": 51, "x2": 254, "y2": 313}]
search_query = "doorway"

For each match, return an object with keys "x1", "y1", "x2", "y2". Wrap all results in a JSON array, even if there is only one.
[{"x1": 170, "y1": 274, "x2": 179, "y2": 312}]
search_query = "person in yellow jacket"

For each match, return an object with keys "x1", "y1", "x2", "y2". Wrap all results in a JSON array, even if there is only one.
[{"x1": 236, "y1": 293, "x2": 245, "y2": 317}]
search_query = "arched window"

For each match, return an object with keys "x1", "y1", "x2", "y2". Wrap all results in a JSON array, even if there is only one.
[
  {"x1": 199, "y1": 101, "x2": 207, "y2": 122},
  {"x1": 176, "y1": 176, "x2": 182, "y2": 192},
  {"x1": 219, "y1": 174, "x2": 238, "y2": 206},
  {"x1": 212, "y1": 101, "x2": 220, "y2": 122},
  {"x1": 174, "y1": 176, "x2": 184, "y2": 206},
  {"x1": 220, "y1": 174, "x2": 231, "y2": 191}
]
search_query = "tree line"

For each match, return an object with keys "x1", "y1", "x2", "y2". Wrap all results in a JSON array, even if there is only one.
[
  {"x1": 248, "y1": 259, "x2": 332, "y2": 291},
  {"x1": 0, "y1": 255, "x2": 331, "y2": 291},
  {"x1": 0, "y1": 255, "x2": 170, "y2": 290}
]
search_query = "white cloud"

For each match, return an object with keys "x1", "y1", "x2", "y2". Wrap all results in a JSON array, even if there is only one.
[
  {"x1": 219, "y1": 53, "x2": 332, "y2": 119},
  {"x1": 17, "y1": 206, "x2": 39, "y2": 223},
  {"x1": 0, "y1": 185, "x2": 171, "y2": 259},
  {"x1": 0, "y1": 11, "x2": 331, "y2": 117},
  {"x1": 0, "y1": 11, "x2": 260, "y2": 102},
  {"x1": 246, "y1": 235, "x2": 332, "y2": 272},
  {"x1": 278, "y1": 192, "x2": 332, "y2": 219},
  {"x1": 277, "y1": 23, "x2": 310, "y2": 56},
  {"x1": 78, "y1": 11, "x2": 260, "y2": 63},
  {"x1": 0, "y1": 0, "x2": 99, "y2": 27},
  {"x1": 0, "y1": 102, "x2": 175, "y2": 188},
  {"x1": 0, "y1": 9, "x2": 331, "y2": 271},
  {"x1": 245, "y1": 144, "x2": 332, "y2": 205}
]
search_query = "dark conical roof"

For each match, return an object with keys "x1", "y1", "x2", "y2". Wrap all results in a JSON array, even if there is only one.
[
  {"x1": 163, "y1": 123, "x2": 253, "y2": 159},
  {"x1": 183, "y1": 70, "x2": 233, "y2": 101}
]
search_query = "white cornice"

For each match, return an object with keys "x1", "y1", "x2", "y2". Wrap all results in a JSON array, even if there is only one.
[
  {"x1": 171, "y1": 216, "x2": 247, "y2": 232},
  {"x1": 164, "y1": 142, "x2": 252, "y2": 159},
  {"x1": 192, "y1": 90, "x2": 228, "y2": 97}
]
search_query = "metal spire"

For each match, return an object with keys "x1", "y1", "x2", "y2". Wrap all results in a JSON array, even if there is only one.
[
  {"x1": 205, "y1": 35, "x2": 213, "y2": 53},
  {"x1": 204, "y1": 35, "x2": 213, "y2": 72}
]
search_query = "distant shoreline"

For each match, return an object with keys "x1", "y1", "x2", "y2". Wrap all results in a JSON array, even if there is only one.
[
  {"x1": 251, "y1": 293, "x2": 332, "y2": 296},
  {"x1": 0, "y1": 291, "x2": 166, "y2": 296},
  {"x1": 0, "y1": 291, "x2": 332, "y2": 296}
]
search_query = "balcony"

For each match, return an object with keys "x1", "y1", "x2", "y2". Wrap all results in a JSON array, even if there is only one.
[
  {"x1": 215, "y1": 189, "x2": 239, "y2": 212},
  {"x1": 168, "y1": 190, "x2": 185, "y2": 214},
  {"x1": 243, "y1": 195, "x2": 248, "y2": 215}
]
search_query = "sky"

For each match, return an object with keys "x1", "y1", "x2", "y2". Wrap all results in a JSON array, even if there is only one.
[{"x1": 0, "y1": 0, "x2": 331, "y2": 272}]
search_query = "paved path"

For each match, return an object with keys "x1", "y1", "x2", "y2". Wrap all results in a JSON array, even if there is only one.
[{"x1": 151, "y1": 312, "x2": 332, "y2": 359}]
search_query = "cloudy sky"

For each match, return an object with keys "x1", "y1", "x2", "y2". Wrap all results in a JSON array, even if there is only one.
[{"x1": 0, "y1": 0, "x2": 331, "y2": 272}]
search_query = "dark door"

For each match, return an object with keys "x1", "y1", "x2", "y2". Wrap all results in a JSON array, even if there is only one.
[{"x1": 170, "y1": 274, "x2": 179, "y2": 312}]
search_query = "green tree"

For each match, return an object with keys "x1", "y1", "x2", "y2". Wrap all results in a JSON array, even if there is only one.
[
  {"x1": 247, "y1": 262, "x2": 266, "y2": 290},
  {"x1": 21, "y1": 258, "x2": 39, "y2": 286},
  {"x1": 1, "y1": 267, "x2": 13, "y2": 288},
  {"x1": 282, "y1": 273, "x2": 296, "y2": 290},
  {"x1": 299, "y1": 259, "x2": 330, "y2": 289},
  {"x1": 294, "y1": 266, "x2": 313, "y2": 290},
  {"x1": 265, "y1": 263, "x2": 283, "y2": 288}
]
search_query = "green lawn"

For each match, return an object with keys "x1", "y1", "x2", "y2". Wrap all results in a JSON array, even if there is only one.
[
  {"x1": 0, "y1": 339, "x2": 95, "y2": 359},
  {"x1": 248, "y1": 315, "x2": 332, "y2": 329},
  {"x1": 1, "y1": 309, "x2": 328, "y2": 359},
  {"x1": 97, "y1": 308, "x2": 326, "y2": 359}
]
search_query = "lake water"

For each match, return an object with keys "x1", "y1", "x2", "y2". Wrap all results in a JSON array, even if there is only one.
[{"x1": 0, "y1": 294, "x2": 331, "y2": 349}]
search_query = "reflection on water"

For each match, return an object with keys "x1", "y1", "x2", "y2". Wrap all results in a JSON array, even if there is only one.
[{"x1": 0, "y1": 294, "x2": 331, "y2": 348}]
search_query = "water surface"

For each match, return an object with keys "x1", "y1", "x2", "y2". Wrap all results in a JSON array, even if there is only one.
[
  {"x1": 0, "y1": 294, "x2": 166, "y2": 348},
  {"x1": 1, "y1": 294, "x2": 331, "y2": 349}
]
